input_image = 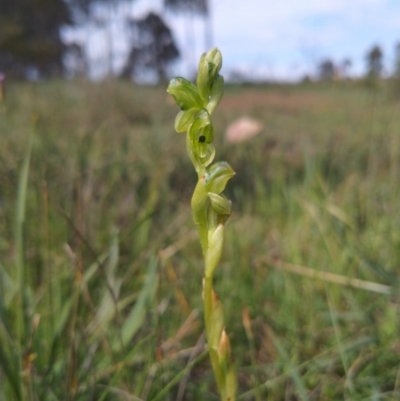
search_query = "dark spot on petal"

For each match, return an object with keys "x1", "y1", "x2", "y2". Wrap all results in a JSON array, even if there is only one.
[{"x1": 199, "y1": 135, "x2": 206, "y2": 143}]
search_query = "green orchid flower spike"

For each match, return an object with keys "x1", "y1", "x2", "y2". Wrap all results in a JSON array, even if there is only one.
[{"x1": 167, "y1": 48, "x2": 238, "y2": 401}]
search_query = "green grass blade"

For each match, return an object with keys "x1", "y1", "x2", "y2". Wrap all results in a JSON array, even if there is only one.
[
  {"x1": 149, "y1": 351, "x2": 208, "y2": 401},
  {"x1": 120, "y1": 256, "x2": 158, "y2": 348},
  {"x1": 270, "y1": 331, "x2": 310, "y2": 401},
  {"x1": 0, "y1": 301, "x2": 22, "y2": 401},
  {"x1": 15, "y1": 131, "x2": 33, "y2": 345}
]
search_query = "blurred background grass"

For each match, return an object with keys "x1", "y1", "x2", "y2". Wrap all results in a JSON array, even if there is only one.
[{"x1": 1, "y1": 80, "x2": 400, "y2": 400}]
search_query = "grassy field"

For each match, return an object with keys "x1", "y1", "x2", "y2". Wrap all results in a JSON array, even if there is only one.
[{"x1": 0, "y1": 79, "x2": 400, "y2": 400}]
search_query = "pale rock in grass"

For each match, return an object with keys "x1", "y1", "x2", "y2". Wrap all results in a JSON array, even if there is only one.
[{"x1": 225, "y1": 116, "x2": 263, "y2": 143}]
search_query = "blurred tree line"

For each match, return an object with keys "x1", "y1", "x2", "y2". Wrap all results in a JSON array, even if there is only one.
[
  {"x1": 0, "y1": 0, "x2": 398, "y2": 84},
  {"x1": 317, "y1": 43, "x2": 400, "y2": 84},
  {"x1": 0, "y1": 0, "x2": 210, "y2": 81}
]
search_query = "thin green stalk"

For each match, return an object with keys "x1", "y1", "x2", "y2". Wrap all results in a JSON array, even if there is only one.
[{"x1": 203, "y1": 276, "x2": 224, "y2": 391}]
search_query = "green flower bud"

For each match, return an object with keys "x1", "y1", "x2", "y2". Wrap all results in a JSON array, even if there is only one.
[
  {"x1": 167, "y1": 77, "x2": 203, "y2": 110},
  {"x1": 197, "y1": 53, "x2": 209, "y2": 104},
  {"x1": 208, "y1": 48, "x2": 223, "y2": 73},
  {"x1": 187, "y1": 140, "x2": 215, "y2": 172},
  {"x1": 207, "y1": 203, "x2": 230, "y2": 235},
  {"x1": 190, "y1": 126, "x2": 214, "y2": 159},
  {"x1": 208, "y1": 193, "x2": 231, "y2": 216},
  {"x1": 174, "y1": 107, "x2": 200, "y2": 133},
  {"x1": 205, "y1": 161, "x2": 235, "y2": 194},
  {"x1": 186, "y1": 110, "x2": 216, "y2": 170},
  {"x1": 197, "y1": 48, "x2": 223, "y2": 105},
  {"x1": 188, "y1": 109, "x2": 214, "y2": 144},
  {"x1": 206, "y1": 75, "x2": 224, "y2": 115}
]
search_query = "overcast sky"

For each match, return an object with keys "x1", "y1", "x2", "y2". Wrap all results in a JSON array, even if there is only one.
[
  {"x1": 131, "y1": 0, "x2": 400, "y2": 81},
  {"x1": 64, "y1": 0, "x2": 400, "y2": 81}
]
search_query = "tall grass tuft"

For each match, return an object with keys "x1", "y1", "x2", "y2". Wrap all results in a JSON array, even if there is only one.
[{"x1": 0, "y1": 76, "x2": 399, "y2": 400}]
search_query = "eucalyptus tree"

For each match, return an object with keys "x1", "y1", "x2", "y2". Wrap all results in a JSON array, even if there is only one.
[
  {"x1": 164, "y1": 0, "x2": 212, "y2": 72},
  {"x1": 393, "y1": 42, "x2": 400, "y2": 99},
  {"x1": 366, "y1": 45, "x2": 383, "y2": 78},
  {"x1": 0, "y1": 0, "x2": 72, "y2": 78},
  {"x1": 164, "y1": 0, "x2": 209, "y2": 16},
  {"x1": 121, "y1": 12, "x2": 180, "y2": 83},
  {"x1": 68, "y1": 0, "x2": 135, "y2": 77},
  {"x1": 394, "y1": 42, "x2": 400, "y2": 79},
  {"x1": 318, "y1": 59, "x2": 335, "y2": 81}
]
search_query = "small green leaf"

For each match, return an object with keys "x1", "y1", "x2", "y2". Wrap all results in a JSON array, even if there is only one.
[
  {"x1": 208, "y1": 292, "x2": 224, "y2": 351},
  {"x1": 224, "y1": 363, "x2": 238, "y2": 401},
  {"x1": 205, "y1": 161, "x2": 235, "y2": 194},
  {"x1": 207, "y1": 204, "x2": 219, "y2": 233},
  {"x1": 167, "y1": 77, "x2": 202, "y2": 110},
  {"x1": 205, "y1": 223, "x2": 224, "y2": 277}
]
